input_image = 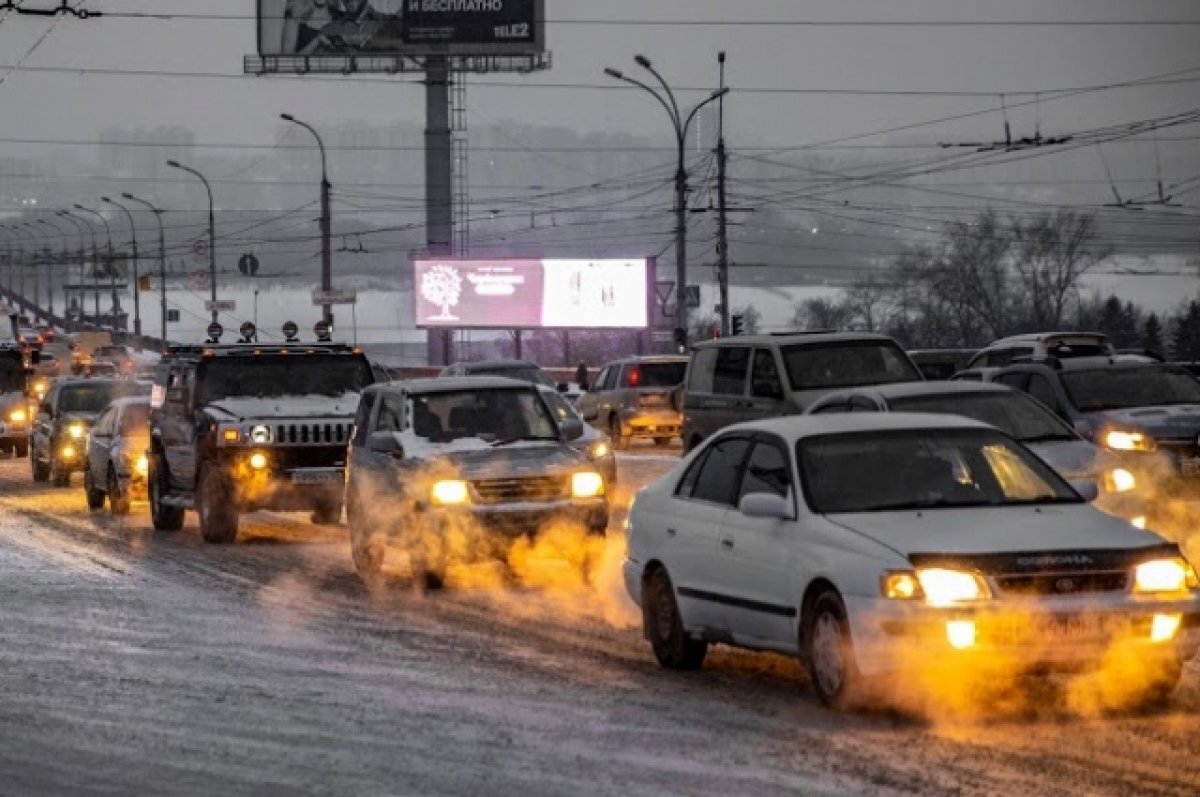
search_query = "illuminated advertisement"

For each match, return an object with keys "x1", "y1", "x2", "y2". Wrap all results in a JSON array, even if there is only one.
[
  {"x1": 257, "y1": 0, "x2": 543, "y2": 57},
  {"x1": 414, "y1": 259, "x2": 650, "y2": 329}
]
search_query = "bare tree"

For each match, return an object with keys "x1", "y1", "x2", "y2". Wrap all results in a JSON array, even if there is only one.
[{"x1": 1011, "y1": 210, "x2": 1110, "y2": 329}]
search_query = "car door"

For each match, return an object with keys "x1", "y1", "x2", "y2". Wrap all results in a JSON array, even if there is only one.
[
  {"x1": 666, "y1": 434, "x2": 751, "y2": 634},
  {"x1": 356, "y1": 391, "x2": 406, "y2": 497},
  {"x1": 575, "y1": 366, "x2": 609, "y2": 426},
  {"x1": 33, "y1": 386, "x2": 57, "y2": 463},
  {"x1": 744, "y1": 348, "x2": 787, "y2": 421},
  {"x1": 88, "y1": 407, "x2": 117, "y2": 486},
  {"x1": 696, "y1": 346, "x2": 752, "y2": 432},
  {"x1": 714, "y1": 434, "x2": 800, "y2": 647},
  {"x1": 160, "y1": 365, "x2": 197, "y2": 491},
  {"x1": 347, "y1": 388, "x2": 383, "y2": 502}
]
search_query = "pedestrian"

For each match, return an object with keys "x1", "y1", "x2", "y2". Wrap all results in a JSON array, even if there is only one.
[{"x1": 574, "y1": 362, "x2": 589, "y2": 391}]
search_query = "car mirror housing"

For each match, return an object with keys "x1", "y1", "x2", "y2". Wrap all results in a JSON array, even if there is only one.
[
  {"x1": 367, "y1": 431, "x2": 405, "y2": 459},
  {"x1": 739, "y1": 492, "x2": 794, "y2": 520},
  {"x1": 1068, "y1": 478, "x2": 1099, "y2": 502},
  {"x1": 561, "y1": 418, "x2": 585, "y2": 441}
]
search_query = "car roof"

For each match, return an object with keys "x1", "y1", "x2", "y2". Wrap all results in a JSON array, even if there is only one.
[
  {"x1": 721, "y1": 411, "x2": 993, "y2": 440},
  {"x1": 381, "y1": 376, "x2": 540, "y2": 394},
  {"x1": 453, "y1": 359, "x2": 541, "y2": 369},
  {"x1": 692, "y1": 331, "x2": 899, "y2": 349},
  {"x1": 820, "y1": 381, "x2": 1014, "y2": 402},
  {"x1": 1005, "y1": 357, "x2": 1171, "y2": 373},
  {"x1": 601, "y1": 355, "x2": 689, "y2": 365},
  {"x1": 983, "y1": 331, "x2": 1108, "y2": 347}
]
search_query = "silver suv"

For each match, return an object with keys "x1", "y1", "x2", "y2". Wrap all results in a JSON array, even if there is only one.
[
  {"x1": 680, "y1": 332, "x2": 922, "y2": 451},
  {"x1": 575, "y1": 356, "x2": 688, "y2": 449},
  {"x1": 964, "y1": 332, "x2": 1113, "y2": 369}
]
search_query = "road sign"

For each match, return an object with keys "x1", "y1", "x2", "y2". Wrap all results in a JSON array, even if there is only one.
[
  {"x1": 651, "y1": 330, "x2": 673, "y2": 343},
  {"x1": 311, "y1": 289, "x2": 358, "y2": 306},
  {"x1": 205, "y1": 300, "x2": 236, "y2": 312},
  {"x1": 192, "y1": 271, "x2": 210, "y2": 291},
  {"x1": 238, "y1": 253, "x2": 260, "y2": 277},
  {"x1": 684, "y1": 285, "x2": 701, "y2": 309},
  {"x1": 166, "y1": 309, "x2": 181, "y2": 323}
]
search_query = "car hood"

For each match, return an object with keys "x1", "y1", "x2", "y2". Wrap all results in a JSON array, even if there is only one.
[
  {"x1": 431, "y1": 444, "x2": 587, "y2": 480},
  {"x1": 59, "y1": 411, "x2": 100, "y2": 425},
  {"x1": 1086, "y1": 405, "x2": 1200, "y2": 439},
  {"x1": 1026, "y1": 439, "x2": 1107, "y2": 479},
  {"x1": 828, "y1": 503, "x2": 1163, "y2": 558},
  {"x1": 206, "y1": 394, "x2": 359, "y2": 420},
  {"x1": 0, "y1": 390, "x2": 25, "y2": 411}
]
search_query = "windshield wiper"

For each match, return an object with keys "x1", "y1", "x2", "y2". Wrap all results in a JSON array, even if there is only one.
[
  {"x1": 490, "y1": 435, "x2": 559, "y2": 448},
  {"x1": 855, "y1": 498, "x2": 998, "y2": 511}
]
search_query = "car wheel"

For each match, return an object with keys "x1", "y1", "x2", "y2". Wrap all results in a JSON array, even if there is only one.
[
  {"x1": 803, "y1": 590, "x2": 862, "y2": 710},
  {"x1": 50, "y1": 454, "x2": 70, "y2": 488},
  {"x1": 197, "y1": 465, "x2": 238, "y2": 544},
  {"x1": 349, "y1": 502, "x2": 385, "y2": 581},
  {"x1": 643, "y1": 567, "x2": 707, "y2": 670},
  {"x1": 31, "y1": 445, "x2": 49, "y2": 483},
  {"x1": 107, "y1": 466, "x2": 130, "y2": 516},
  {"x1": 14, "y1": 441, "x2": 28, "y2": 458},
  {"x1": 149, "y1": 457, "x2": 184, "y2": 532},
  {"x1": 311, "y1": 497, "x2": 343, "y2": 526},
  {"x1": 686, "y1": 435, "x2": 703, "y2": 454},
  {"x1": 609, "y1": 415, "x2": 629, "y2": 451},
  {"x1": 653, "y1": 437, "x2": 671, "y2": 447},
  {"x1": 84, "y1": 467, "x2": 105, "y2": 510}
]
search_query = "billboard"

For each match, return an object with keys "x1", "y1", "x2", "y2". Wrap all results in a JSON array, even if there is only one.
[
  {"x1": 415, "y1": 259, "x2": 651, "y2": 329},
  {"x1": 257, "y1": 0, "x2": 543, "y2": 57}
]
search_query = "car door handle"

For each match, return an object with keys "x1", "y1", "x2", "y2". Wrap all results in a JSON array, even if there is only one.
[
  {"x1": 666, "y1": 527, "x2": 676, "y2": 537},
  {"x1": 720, "y1": 538, "x2": 734, "y2": 549}
]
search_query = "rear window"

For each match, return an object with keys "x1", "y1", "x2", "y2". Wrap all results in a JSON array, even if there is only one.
[
  {"x1": 474, "y1": 365, "x2": 555, "y2": 388},
  {"x1": 620, "y1": 362, "x2": 686, "y2": 388},
  {"x1": 783, "y1": 342, "x2": 920, "y2": 391}
]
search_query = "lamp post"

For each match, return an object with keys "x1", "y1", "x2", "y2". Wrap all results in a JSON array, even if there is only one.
[
  {"x1": 604, "y1": 57, "x2": 727, "y2": 349},
  {"x1": 0, "y1": 226, "x2": 20, "y2": 294},
  {"x1": 57, "y1": 210, "x2": 88, "y2": 326},
  {"x1": 103, "y1": 196, "x2": 141, "y2": 338},
  {"x1": 6, "y1": 224, "x2": 30, "y2": 300},
  {"x1": 75, "y1": 204, "x2": 114, "y2": 328},
  {"x1": 167, "y1": 160, "x2": 218, "y2": 326},
  {"x1": 21, "y1": 222, "x2": 47, "y2": 319},
  {"x1": 122, "y1": 193, "x2": 167, "y2": 344},
  {"x1": 61, "y1": 209, "x2": 98, "y2": 323},
  {"x1": 281, "y1": 113, "x2": 333, "y2": 328},
  {"x1": 38, "y1": 217, "x2": 69, "y2": 318}
]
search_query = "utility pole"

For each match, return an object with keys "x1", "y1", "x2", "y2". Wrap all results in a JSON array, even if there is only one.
[
  {"x1": 426, "y1": 56, "x2": 455, "y2": 365},
  {"x1": 123, "y1": 193, "x2": 167, "y2": 344},
  {"x1": 167, "y1": 160, "x2": 218, "y2": 326},
  {"x1": 715, "y1": 52, "x2": 730, "y2": 337}
]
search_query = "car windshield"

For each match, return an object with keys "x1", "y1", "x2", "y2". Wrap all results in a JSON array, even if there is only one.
[
  {"x1": 783, "y1": 342, "x2": 921, "y2": 391},
  {"x1": 410, "y1": 388, "x2": 558, "y2": 443},
  {"x1": 622, "y1": 362, "x2": 686, "y2": 388},
  {"x1": 798, "y1": 428, "x2": 1079, "y2": 513},
  {"x1": 541, "y1": 389, "x2": 582, "y2": 424},
  {"x1": 473, "y1": 365, "x2": 555, "y2": 388},
  {"x1": 197, "y1": 355, "x2": 373, "y2": 402},
  {"x1": 119, "y1": 404, "x2": 151, "y2": 435},
  {"x1": 1061, "y1": 366, "x2": 1200, "y2": 411},
  {"x1": 59, "y1": 383, "x2": 131, "y2": 413},
  {"x1": 890, "y1": 392, "x2": 1076, "y2": 441},
  {"x1": 0, "y1": 356, "x2": 24, "y2": 392}
]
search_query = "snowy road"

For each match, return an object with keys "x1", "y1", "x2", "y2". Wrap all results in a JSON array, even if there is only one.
[{"x1": 0, "y1": 451, "x2": 1198, "y2": 795}]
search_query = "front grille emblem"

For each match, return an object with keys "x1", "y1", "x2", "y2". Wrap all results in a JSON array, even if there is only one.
[{"x1": 1054, "y1": 577, "x2": 1077, "y2": 593}]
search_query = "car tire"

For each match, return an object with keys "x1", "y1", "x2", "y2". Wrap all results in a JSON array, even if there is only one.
[
  {"x1": 31, "y1": 445, "x2": 49, "y2": 483},
  {"x1": 197, "y1": 465, "x2": 238, "y2": 544},
  {"x1": 14, "y1": 441, "x2": 28, "y2": 458},
  {"x1": 803, "y1": 589, "x2": 862, "y2": 710},
  {"x1": 84, "y1": 467, "x2": 105, "y2": 510},
  {"x1": 149, "y1": 457, "x2": 184, "y2": 532},
  {"x1": 653, "y1": 437, "x2": 671, "y2": 447},
  {"x1": 50, "y1": 454, "x2": 70, "y2": 488},
  {"x1": 108, "y1": 466, "x2": 130, "y2": 516},
  {"x1": 609, "y1": 415, "x2": 629, "y2": 451},
  {"x1": 643, "y1": 567, "x2": 707, "y2": 670},
  {"x1": 311, "y1": 498, "x2": 343, "y2": 526}
]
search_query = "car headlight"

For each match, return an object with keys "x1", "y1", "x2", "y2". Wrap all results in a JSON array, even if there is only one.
[
  {"x1": 431, "y1": 479, "x2": 470, "y2": 506},
  {"x1": 916, "y1": 568, "x2": 989, "y2": 607},
  {"x1": 1133, "y1": 558, "x2": 1199, "y2": 594},
  {"x1": 60, "y1": 444, "x2": 76, "y2": 460},
  {"x1": 248, "y1": 452, "x2": 269, "y2": 471},
  {"x1": 1103, "y1": 429, "x2": 1155, "y2": 452},
  {"x1": 588, "y1": 440, "x2": 610, "y2": 460},
  {"x1": 1105, "y1": 467, "x2": 1137, "y2": 493},
  {"x1": 67, "y1": 422, "x2": 86, "y2": 439},
  {"x1": 571, "y1": 471, "x2": 606, "y2": 498},
  {"x1": 8, "y1": 408, "x2": 26, "y2": 423},
  {"x1": 135, "y1": 454, "x2": 149, "y2": 476},
  {"x1": 249, "y1": 424, "x2": 271, "y2": 444}
]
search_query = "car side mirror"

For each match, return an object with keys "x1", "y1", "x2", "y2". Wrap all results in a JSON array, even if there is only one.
[
  {"x1": 738, "y1": 492, "x2": 794, "y2": 520},
  {"x1": 1068, "y1": 479, "x2": 1099, "y2": 502},
  {"x1": 580, "y1": 407, "x2": 599, "y2": 422},
  {"x1": 561, "y1": 418, "x2": 584, "y2": 441},
  {"x1": 367, "y1": 431, "x2": 405, "y2": 458}
]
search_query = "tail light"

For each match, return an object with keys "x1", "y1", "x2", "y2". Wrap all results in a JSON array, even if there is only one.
[{"x1": 627, "y1": 367, "x2": 641, "y2": 387}]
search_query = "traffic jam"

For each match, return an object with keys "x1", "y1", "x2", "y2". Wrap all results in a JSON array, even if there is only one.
[{"x1": 3, "y1": 320, "x2": 1200, "y2": 793}]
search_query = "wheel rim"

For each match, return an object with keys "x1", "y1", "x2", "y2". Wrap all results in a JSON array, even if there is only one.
[
  {"x1": 652, "y1": 577, "x2": 675, "y2": 642},
  {"x1": 811, "y1": 612, "x2": 845, "y2": 697}
]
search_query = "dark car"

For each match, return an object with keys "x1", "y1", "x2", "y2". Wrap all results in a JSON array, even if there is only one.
[
  {"x1": 439, "y1": 359, "x2": 562, "y2": 390},
  {"x1": 0, "y1": 344, "x2": 30, "y2": 457},
  {"x1": 344, "y1": 377, "x2": 608, "y2": 588},
  {"x1": 993, "y1": 358, "x2": 1200, "y2": 494},
  {"x1": 31, "y1": 377, "x2": 145, "y2": 486},
  {"x1": 148, "y1": 341, "x2": 376, "y2": 542}
]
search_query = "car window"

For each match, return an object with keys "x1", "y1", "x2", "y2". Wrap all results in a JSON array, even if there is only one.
[
  {"x1": 1027, "y1": 375, "x2": 1058, "y2": 409},
  {"x1": 1060, "y1": 366, "x2": 1200, "y2": 411},
  {"x1": 686, "y1": 349, "x2": 717, "y2": 393},
  {"x1": 541, "y1": 389, "x2": 580, "y2": 423},
  {"x1": 596, "y1": 367, "x2": 615, "y2": 392},
  {"x1": 808, "y1": 399, "x2": 849, "y2": 414},
  {"x1": 952, "y1": 371, "x2": 983, "y2": 382},
  {"x1": 751, "y1": 349, "x2": 784, "y2": 399},
  {"x1": 374, "y1": 395, "x2": 405, "y2": 433},
  {"x1": 351, "y1": 391, "x2": 377, "y2": 446},
  {"x1": 712, "y1": 347, "x2": 751, "y2": 395},
  {"x1": 119, "y1": 404, "x2": 151, "y2": 435},
  {"x1": 621, "y1": 362, "x2": 686, "y2": 388},
  {"x1": 689, "y1": 436, "x2": 751, "y2": 506},
  {"x1": 737, "y1": 439, "x2": 792, "y2": 503},
  {"x1": 783, "y1": 341, "x2": 920, "y2": 391},
  {"x1": 675, "y1": 448, "x2": 711, "y2": 497},
  {"x1": 849, "y1": 396, "x2": 879, "y2": 412},
  {"x1": 995, "y1": 372, "x2": 1025, "y2": 389},
  {"x1": 409, "y1": 388, "x2": 557, "y2": 443},
  {"x1": 890, "y1": 391, "x2": 1075, "y2": 442}
]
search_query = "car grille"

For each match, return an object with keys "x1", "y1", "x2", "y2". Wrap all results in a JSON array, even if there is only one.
[
  {"x1": 472, "y1": 476, "x2": 567, "y2": 504},
  {"x1": 273, "y1": 422, "x2": 351, "y2": 445},
  {"x1": 993, "y1": 571, "x2": 1128, "y2": 597}
]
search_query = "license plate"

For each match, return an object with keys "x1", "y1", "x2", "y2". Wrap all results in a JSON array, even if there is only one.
[
  {"x1": 291, "y1": 470, "x2": 341, "y2": 485},
  {"x1": 1181, "y1": 457, "x2": 1200, "y2": 476},
  {"x1": 1028, "y1": 613, "x2": 1107, "y2": 640}
]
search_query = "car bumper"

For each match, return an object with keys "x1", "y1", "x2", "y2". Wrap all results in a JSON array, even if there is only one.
[
  {"x1": 618, "y1": 410, "x2": 682, "y2": 440},
  {"x1": 233, "y1": 466, "x2": 345, "y2": 511},
  {"x1": 844, "y1": 593, "x2": 1200, "y2": 679},
  {"x1": 387, "y1": 498, "x2": 609, "y2": 539}
]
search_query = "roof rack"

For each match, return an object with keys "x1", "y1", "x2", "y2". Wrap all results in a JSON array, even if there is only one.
[{"x1": 165, "y1": 342, "x2": 358, "y2": 358}]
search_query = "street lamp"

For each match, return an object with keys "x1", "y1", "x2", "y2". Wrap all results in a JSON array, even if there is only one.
[
  {"x1": 167, "y1": 159, "x2": 218, "y2": 325},
  {"x1": 75, "y1": 204, "x2": 115, "y2": 328},
  {"x1": 281, "y1": 113, "x2": 333, "y2": 328},
  {"x1": 57, "y1": 210, "x2": 88, "y2": 326},
  {"x1": 0, "y1": 225, "x2": 22, "y2": 294},
  {"x1": 604, "y1": 57, "x2": 728, "y2": 349},
  {"x1": 22, "y1": 222, "x2": 48, "y2": 319},
  {"x1": 103, "y1": 196, "x2": 141, "y2": 339},
  {"x1": 123, "y1": 193, "x2": 168, "y2": 344},
  {"x1": 38, "y1": 217, "x2": 70, "y2": 318},
  {"x1": 5, "y1": 224, "x2": 30, "y2": 299},
  {"x1": 61, "y1": 209, "x2": 99, "y2": 323}
]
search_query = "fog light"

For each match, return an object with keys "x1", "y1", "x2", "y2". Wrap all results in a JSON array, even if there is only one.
[
  {"x1": 946, "y1": 620, "x2": 976, "y2": 650},
  {"x1": 60, "y1": 445, "x2": 76, "y2": 460},
  {"x1": 135, "y1": 454, "x2": 148, "y2": 476},
  {"x1": 431, "y1": 479, "x2": 470, "y2": 506},
  {"x1": 882, "y1": 571, "x2": 921, "y2": 600},
  {"x1": 1150, "y1": 613, "x2": 1181, "y2": 643},
  {"x1": 8, "y1": 408, "x2": 26, "y2": 423},
  {"x1": 248, "y1": 452, "x2": 268, "y2": 470},
  {"x1": 1108, "y1": 468, "x2": 1136, "y2": 493},
  {"x1": 571, "y1": 471, "x2": 605, "y2": 498},
  {"x1": 1131, "y1": 515, "x2": 1147, "y2": 529},
  {"x1": 67, "y1": 422, "x2": 85, "y2": 439}
]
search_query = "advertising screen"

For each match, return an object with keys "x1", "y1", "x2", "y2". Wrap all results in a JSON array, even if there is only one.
[
  {"x1": 257, "y1": 0, "x2": 543, "y2": 57},
  {"x1": 414, "y1": 259, "x2": 650, "y2": 329}
]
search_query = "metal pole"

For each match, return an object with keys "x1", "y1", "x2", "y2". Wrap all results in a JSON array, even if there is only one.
[
  {"x1": 58, "y1": 210, "x2": 90, "y2": 328},
  {"x1": 167, "y1": 160, "x2": 218, "y2": 325},
  {"x1": 425, "y1": 56, "x2": 455, "y2": 365},
  {"x1": 715, "y1": 52, "x2": 730, "y2": 337},
  {"x1": 63, "y1": 209, "x2": 99, "y2": 324},
  {"x1": 75, "y1": 205, "x2": 113, "y2": 328},
  {"x1": 38, "y1": 217, "x2": 69, "y2": 319},
  {"x1": 123, "y1": 194, "x2": 167, "y2": 344},
  {"x1": 22, "y1": 223, "x2": 44, "y2": 320},
  {"x1": 103, "y1": 197, "x2": 141, "y2": 338},
  {"x1": 280, "y1": 113, "x2": 333, "y2": 328}
]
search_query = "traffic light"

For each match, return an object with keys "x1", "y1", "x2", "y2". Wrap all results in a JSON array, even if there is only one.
[
  {"x1": 673, "y1": 327, "x2": 687, "y2": 352},
  {"x1": 731, "y1": 314, "x2": 745, "y2": 336}
]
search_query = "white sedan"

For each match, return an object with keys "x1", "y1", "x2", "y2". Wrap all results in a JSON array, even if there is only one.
[{"x1": 623, "y1": 413, "x2": 1200, "y2": 709}]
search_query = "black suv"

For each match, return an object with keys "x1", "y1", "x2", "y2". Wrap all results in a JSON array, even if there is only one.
[
  {"x1": 0, "y1": 344, "x2": 30, "y2": 456},
  {"x1": 148, "y1": 342, "x2": 376, "y2": 543}
]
